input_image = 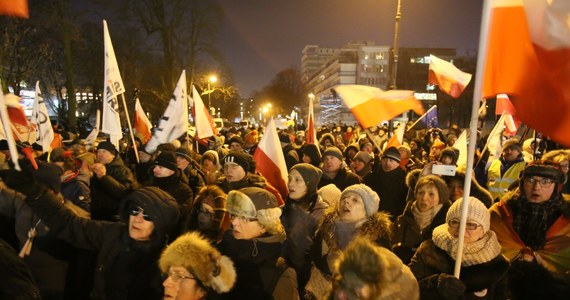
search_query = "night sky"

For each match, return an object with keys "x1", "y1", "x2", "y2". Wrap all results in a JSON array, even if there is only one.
[{"x1": 215, "y1": 0, "x2": 483, "y2": 97}]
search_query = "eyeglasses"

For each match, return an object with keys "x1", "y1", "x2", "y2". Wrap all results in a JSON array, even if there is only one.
[
  {"x1": 229, "y1": 213, "x2": 257, "y2": 223},
  {"x1": 162, "y1": 271, "x2": 196, "y2": 283},
  {"x1": 448, "y1": 219, "x2": 481, "y2": 231},
  {"x1": 129, "y1": 207, "x2": 152, "y2": 221},
  {"x1": 523, "y1": 177, "x2": 555, "y2": 187}
]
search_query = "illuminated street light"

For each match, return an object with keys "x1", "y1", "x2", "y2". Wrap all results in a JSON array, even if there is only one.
[
  {"x1": 208, "y1": 74, "x2": 218, "y2": 109},
  {"x1": 389, "y1": 0, "x2": 402, "y2": 90}
]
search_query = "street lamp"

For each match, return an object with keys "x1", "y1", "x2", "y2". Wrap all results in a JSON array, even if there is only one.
[
  {"x1": 207, "y1": 74, "x2": 218, "y2": 109},
  {"x1": 389, "y1": 0, "x2": 402, "y2": 90}
]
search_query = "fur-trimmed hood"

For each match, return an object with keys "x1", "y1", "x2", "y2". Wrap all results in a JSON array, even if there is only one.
[{"x1": 159, "y1": 232, "x2": 236, "y2": 294}]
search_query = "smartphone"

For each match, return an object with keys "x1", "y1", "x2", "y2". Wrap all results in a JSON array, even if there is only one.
[{"x1": 432, "y1": 164, "x2": 457, "y2": 176}]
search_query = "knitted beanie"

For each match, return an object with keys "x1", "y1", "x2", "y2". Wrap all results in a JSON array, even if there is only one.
[
  {"x1": 318, "y1": 183, "x2": 342, "y2": 207},
  {"x1": 290, "y1": 163, "x2": 323, "y2": 194},
  {"x1": 323, "y1": 146, "x2": 343, "y2": 161},
  {"x1": 228, "y1": 136, "x2": 244, "y2": 147},
  {"x1": 341, "y1": 184, "x2": 380, "y2": 217},
  {"x1": 223, "y1": 152, "x2": 249, "y2": 173},
  {"x1": 353, "y1": 151, "x2": 373, "y2": 165},
  {"x1": 381, "y1": 146, "x2": 401, "y2": 163},
  {"x1": 226, "y1": 187, "x2": 283, "y2": 235},
  {"x1": 97, "y1": 141, "x2": 117, "y2": 155},
  {"x1": 302, "y1": 144, "x2": 322, "y2": 165},
  {"x1": 159, "y1": 232, "x2": 236, "y2": 293},
  {"x1": 175, "y1": 147, "x2": 193, "y2": 162},
  {"x1": 446, "y1": 197, "x2": 490, "y2": 233},
  {"x1": 154, "y1": 151, "x2": 179, "y2": 171}
]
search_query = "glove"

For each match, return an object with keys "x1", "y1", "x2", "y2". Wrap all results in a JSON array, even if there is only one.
[
  {"x1": 437, "y1": 273, "x2": 466, "y2": 299},
  {"x1": 0, "y1": 159, "x2": 61, "y2": 198}
]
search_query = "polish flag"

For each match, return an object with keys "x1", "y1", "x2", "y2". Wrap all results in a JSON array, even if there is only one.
[
  {"x1": 384, "y1": 122, "x2": 405, "y2": 150},
  {"x1": 4, "y1": 94, "x2": 36, "y2": 144},
  {"x1": 333, "y1": 85, "x2": 424, "y2": 129},
  {"x1": 428, "y1": 54, "x2": 472, "y2": 98},
  {"x1": 254, "y1": 118, "x2": 288, "y2": 201},
  {"x1": 134, "y1": 97, "x2": 152, "y2": 144},
  {"x1": 482, "y1": 0, "x2": 570, "y2": 146},
  {"x1": 191, "y1": 85, "x2": 217, "y2": 140},
  {"x1": 0, "y1": 0, "x2": 28, "y2": 18},
  {"x1": 495, "y1": 94, "x2": 520, "y2": 136}
]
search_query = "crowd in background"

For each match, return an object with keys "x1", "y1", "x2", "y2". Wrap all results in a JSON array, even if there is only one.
[{"x1": 1, "y1": 119, "x2": 570, "y2": 300}]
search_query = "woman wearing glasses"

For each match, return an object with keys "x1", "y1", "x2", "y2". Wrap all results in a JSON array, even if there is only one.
[
  {"x1": 0, "y1": 165, "x2": 181, "y2": 300},
  {"x1": 159, "y1": 231, "x2": 236, "y2": 300},
  {"x1": 218, "y1": 187, "x2": 299, "y2": 300},
  {"x1": 409, "y1": 197, "x2": 509, "y2": 299},
  {"x1": 490, "y1": 161, "x2": 570, "y2": 275}
]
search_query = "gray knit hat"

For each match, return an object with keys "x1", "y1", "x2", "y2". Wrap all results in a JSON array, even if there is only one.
[
  {"x1": 226, "y1": 187, "x2": 284, "y2": 235},
  {"x1": 381, "y1": 146, "x2": 401, "y2": 163},
  {"x1": 341, "y1": 184, "x2": 380, "y2": 217},
  {"x1": 353, "y1": 151, "x2": 373, "y2": 165},
  {"x1": 446, "y1": 197, "x2": 490, "y2": 233},
  {"x1": 323, "y1": 146, "x2": 343, "y2": 161},
  {"x1": 290, "y1": 163, "x2": 323, "y2": 194}
]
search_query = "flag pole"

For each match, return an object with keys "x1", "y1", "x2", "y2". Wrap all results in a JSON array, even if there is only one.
[
  {"x1": 120, "y1": 93, "x2": 139, "y2": 163},
  {"x1": 454, "y1": 0, "x2": 492, "y2": 278},
  {"x1": 406, "y1": 105, "x2": 437, "y2": 132}
]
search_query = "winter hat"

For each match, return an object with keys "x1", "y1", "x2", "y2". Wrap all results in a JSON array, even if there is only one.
[
  {"x1": 353, "y1": 151, "x2": 373, "y2": 165},
  {"x1": 522, "y1": 160, "x2": 565, "y2": 183},
  {"x1": 290, "y1": 163, "x2": 323, "y2": 194},
  {"x1": 175, "y1": 146, "x2": 193, "y2": 162},
  {"x1": 301, "y1": 144, "x2": 322, "y2": 166},
  {"x1": 341, "y1": 184, "x2": 380, "y2": 217},
  {"x1": 431, "y1": 140, "x2": 446, "y2": 150},
  {"x1": 279, "y1": 133, "x2": 291, "y2": 144},
  {"x1": 202, "y1": 150, "x2": 222, "y2": 171},
  {"x1": 502, "y1": 138, "x2": 523, "y2": 153},
  {"x1": 34, "y1": 163, "x2": 64, "y2": 194},
  {"x1": 154, "y1": 151, "x2": 178, "y2": 171},
  {"x1": 381, "y1": 146, "x2": 401, "y2": 163},
  {"x1": 223, "y1": 152, "x2": 249, "y2": 172},
  {"x1": 446, "y1": 197, "x2": 490, "y2": 233},
  {"x1": 318, "y1": 183, "x2": 342, "y2": 207},
  {"x1": 398, "y1": 144, "x2": 411, "y2": 156},
  {"x1": 228, "y1": 136, "x2": 244, "y2": 147},
  {"x1": 157, "y1": 143, "x2": 177, "y2": 153},
  {"x1": 226, "y1": 187, "x2": 284, "y2": 236},
  {"x1": 159, "y1": 232, "x2": 236, "y2": 294},
  {"x1": 97, "y1": 141, "x2": 117, "y2": 155},
  {"x1": 323, "y1": 146, "x2": 343, "y2": 161},
  {"x1": 120, "y1": 187, "x2": 180, "y2": 244},
  {"x1": 440, "y1": 147, "x2": 460, "y2": 165},
  {"x1": 0, "y1": 139, "x2": 8, "y2": 151}
]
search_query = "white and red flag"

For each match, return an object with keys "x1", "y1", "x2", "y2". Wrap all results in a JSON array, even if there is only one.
[
  {"x1": 495, "y1": 94, "x2": 520, "y2": 136},
  {"x1": 191, "y1": 85, "x2": 217, "y2": 140},
  {"x1": 4, "y1": 93, "x2": 35, "y2": 144},
  {"x1": 384, "y1": 122, "x2": 405, "y2": 150},
  {"x1": 102, "y1": 20, "x2": 125, "y2": 148},
  {"x1": 145, "y1": 70, "x2": 189, "y2": 153},
  {"x1": 134, "y1": 97, "x2": 152, "y2": 144},
  {"x1": 30, "y1": 81, "x2": 54, "y2": 152},
  {"x1": 333, "y1": 85, "x2": 424, "y2": 129},
  {"x1": 482, "y1": 0, "x2": 570, "y2": 146},
  {"x1": 254, "y1": 118, "x2": 288, "y2": 201},
  {"x1": 428, "y1": 54, "x2": 472, "y2": 98},
  {"x1": 306, "y1": 96, "x2": 317, "y2": 145}
]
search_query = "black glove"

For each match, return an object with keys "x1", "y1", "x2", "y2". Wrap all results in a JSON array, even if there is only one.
[
  {"x1": 437, "y1": 273, "x2": 466, "y2": 299},
  {"x1": 0, "y1": 159, "x2": 61, "y2": 198}
]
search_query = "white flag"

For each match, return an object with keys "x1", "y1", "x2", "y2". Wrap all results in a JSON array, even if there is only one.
[
  {"x1": 30, "y1": 81, "x2": 54, "y2": 153},
  {"x1": 102, "y1": 20, "x2": 125, "y2": 148},
  {"x1": 455, "y1": 130, "x2": 468, "y2": 169},
  {"x1": 145, "y1": 70, "x2": 189, "y2": 153},
  {"x1": 84, "y1": 110, "x2": 100, "y2": 151},
  {"x1": 486, "y1": 113, "x2": 507, "y2": 161},
  {"x1": 191, "y1": 85, "x2": 217, "y2": 139}
]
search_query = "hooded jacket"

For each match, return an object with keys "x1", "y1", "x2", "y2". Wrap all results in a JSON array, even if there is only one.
[{"x1": 23, "y1": 186, "x2": 180, "y2": 299}]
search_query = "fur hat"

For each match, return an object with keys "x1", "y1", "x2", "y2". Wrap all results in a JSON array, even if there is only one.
[
  {"x1": 290, "y1": 163, "x2": 323, "y2": 194},
  {"x1": 502, "y1": 138, "x2": 523, "y2": 153},
  {"x1": 154, "y1": 151, "x2": 178, "y2": 171},
  {"x1": 201, "y1": 150, "x2": 222, "y2": 171},
  {"x1": 381, "y1": 146, "x2": 401, "y2": 163},
  {"x1": 97, "y1": 140, "x2": 117, "y2": 155},
  {"x1": 341, "y1": 184, "x2": 380, "y2": 217},
  {"x1": 440, "y1": 147, "x2": 460, "y2": 165},
  {"x1": 159, "y1": 232, "x2": 236, "y2": 294},
  {"x1": 223, "y1": 152, "x2": 249, "y2": 172},
  {"x1": 226, "y1": 187, "x2": 284, "y2": 236},
  {"x1": 323, "y1": 146, "x2": 343, "y2": 161},
  {"x1": 522, "y1": 160, "x2": 565, "y2": 183},
  {"x1": 398, "y1": 144, "x2": 411, "y2": 156},
  {"x1": 446, "y1": 197, "x2": 490, "y2": 233},
  {"x1": 353, "y1": 151, "x2": 373, "y2": 165}
]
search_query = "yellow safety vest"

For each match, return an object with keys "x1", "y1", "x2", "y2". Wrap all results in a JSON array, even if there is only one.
[{"x1": 487, "y1": 159, "x2": 526, "y2": 201}]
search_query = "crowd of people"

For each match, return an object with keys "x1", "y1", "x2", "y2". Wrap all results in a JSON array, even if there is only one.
[{"x1": 0, "y1": 120, "x2": 569, "y2": 300}]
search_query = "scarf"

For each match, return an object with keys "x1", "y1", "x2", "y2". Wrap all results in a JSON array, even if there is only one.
[
  {"x1": 511, "y1": 196, "x2": 566, "y2": 250},
  {"x1": 411, "y1": 202, "x2": 443, "y2": 231},
  {"x1": 432, "y1": 225, "x2": 502, "y2": 266}
]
